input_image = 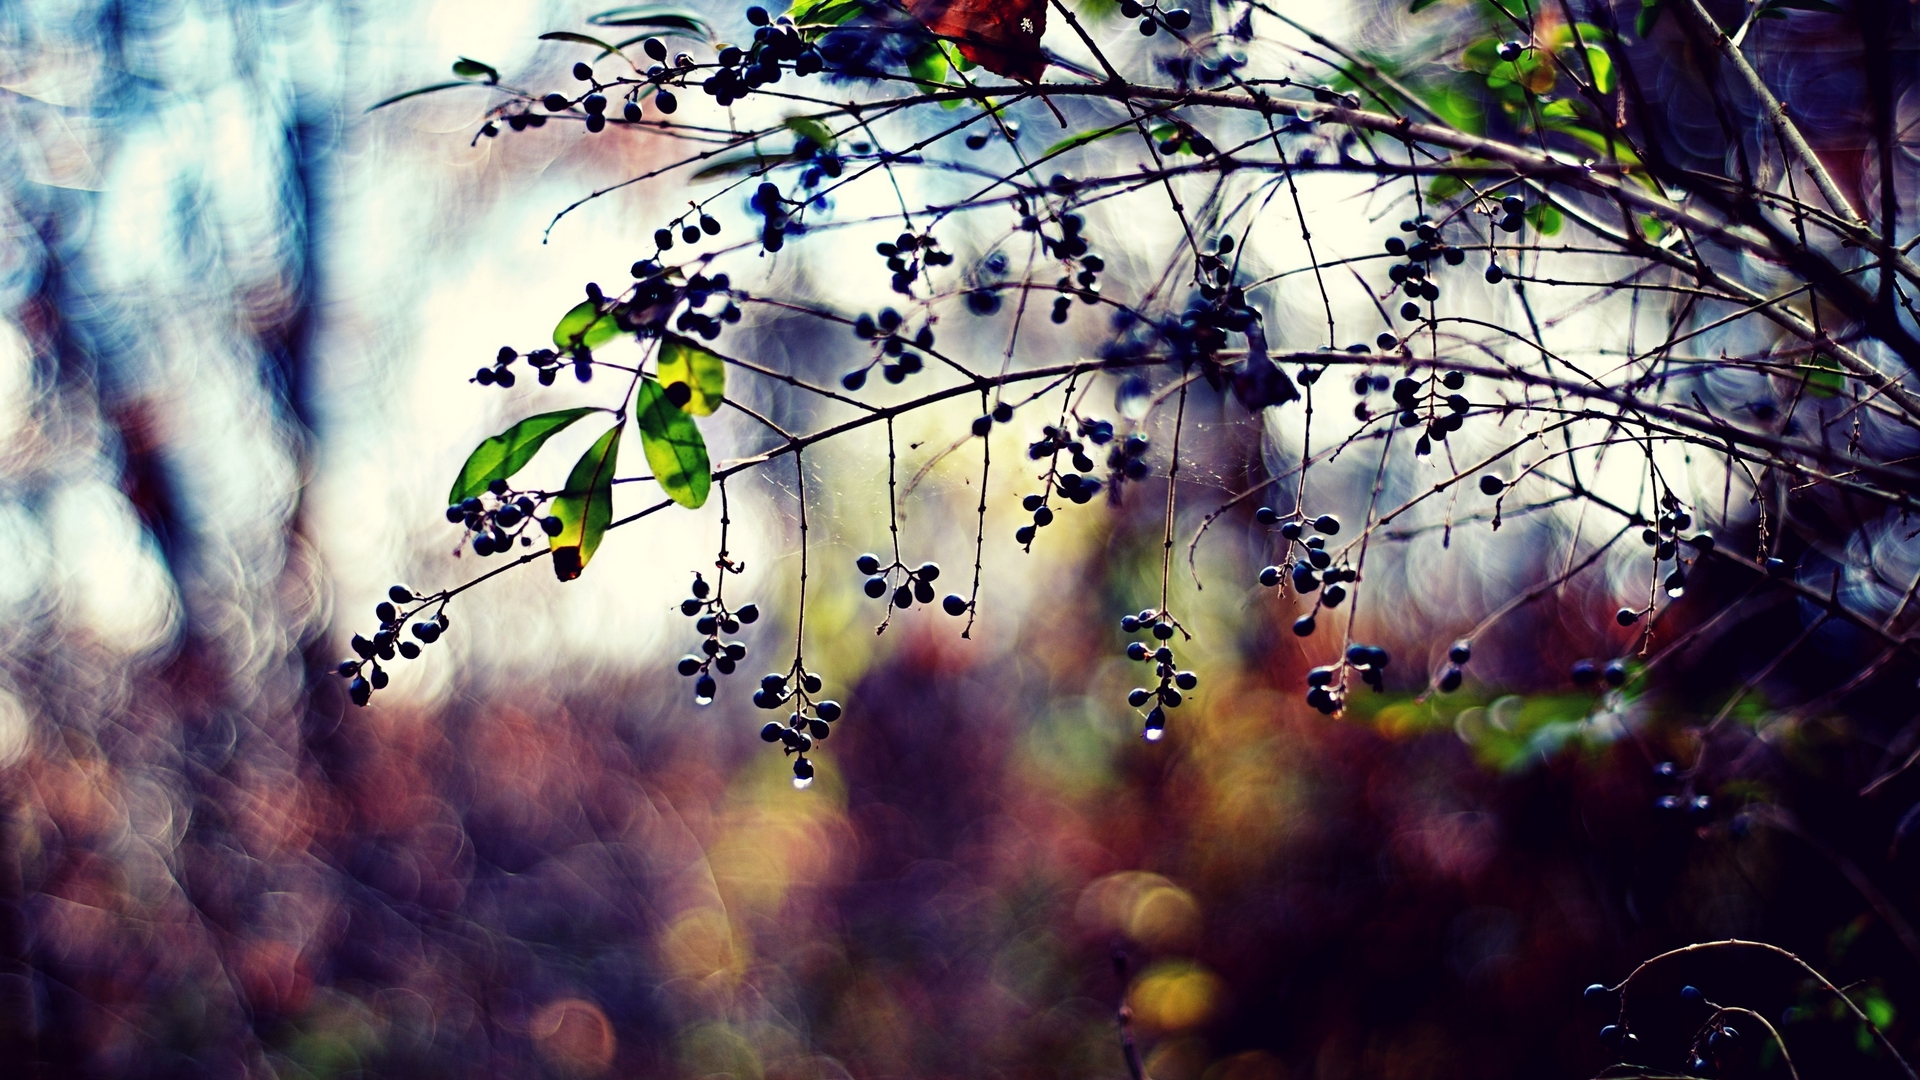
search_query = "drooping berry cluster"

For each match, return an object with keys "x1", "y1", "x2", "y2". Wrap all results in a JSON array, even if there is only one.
[
  {"x1": 1350, "y1": 365, "x2": 1472, "y2": 456},
  {"x1": 699, "y1": 8, "x2": 826, "y2": 107},
  {"x1": 873, "y1": 229, "x2": 953, "y2": 296},
  {"x1": 857, "y1": 553, "x2": 944, "y2": 612},
  {"x1": 1118, "y1": 610, "x2": 1195, "y2": 740},
  {"x1": 1299, "y1": 642, "x2": 1390, "y2": 715},
  {"x1": 1116, "y1": 0, "x2": 1194, "y2": 36},
  {"x1": 675, "y1": 570, "x2": 760, "y2": 704},
  {"x1": 1016, "y1": 417, "x2": 1114, "y2": 547},
  {"x1": 1651, "y1": 760, "x2": 1712, "y2": 818},
  {"x1": 1435, "y1": 639, "x2": 1471, "y2": 693},
  {"x1": 1027, "y1": 212, "x2": 1103, "y2": 322},
  {"x1": 445, "y1": 479, "x2": 564, "y2": 558},
  {"x1": 1617, "y1": 496, "x2": 1714, "y2": 626},
  {"x1": 1253, "y1": 510, "x2": 1352, "y2": 635},
  {"x1": 750, "y1": 182, "x2": 792, "y2": 253},
  {"x1": 336, "y1": 585, "x2": 449, "y2": 707},
  {"x1": 843, "y1": 307, "x2": 934, "y2": 389},
  {"x1": 751, "y1": 666, "x2": 839, "y2": 787}
]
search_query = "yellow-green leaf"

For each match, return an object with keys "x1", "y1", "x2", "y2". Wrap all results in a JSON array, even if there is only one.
[
  {"x1": 449, "y1": 407, "x2": 602, "y2": 504},
  {"x1": 784, "y1": 115, "x2": 837, "y2": 152},
  {"x1": 656, "y1": 335, "x2": 726, "y2": 416},
  {"x1": 634, "y1": 379, "x2": 711, "y2": 509},
  {"x1": 552, "y1": 301, "x2": 622, "y2": 350},
  {"x1": 1584, "y1": 44, "x2": 1615, "y2": 93},
  {"x1": 549, "y1": 422, "x2": 624, "y2": 581}
]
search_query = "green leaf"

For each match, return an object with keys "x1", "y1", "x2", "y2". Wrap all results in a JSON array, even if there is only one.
[
  {"x1": 634, "y1": 379, "x2": 711, "y2": 509},
  {"x1": 450, "y1": 407, "x2": 602, "y2": 504},
  {"x1": 784, "y1": 115, "x2": 837, "y2": 152},
  {"x1": 368, "y1": 81, "x2": 476, "y2": 112},
  {"x1": 552, "y1": 301, "x2": 622, "y2": 350},
  {"x1": 906, "y1": 41, "x2": 949, "y2": 87},
  {"x1": 787, "y1": 0, "x2": 866, "y2": 29},
  {"x1": 656, "y1": 335, "x2": 726, "y2": 416},
  {"x1": 1410, "y1": 0, "x2": 1446, "y2": 11},
  {"x1": 538, "y1": 31, "x2": 626, "y2": 57},
  {"x1": 548, "y1": 423, "x2": 625, "y2": 581},
  {"x1": 689, "y1": 152, "x2": 790, "y2": 182},
  {"x1": 1584, "y1": 44, "x2": 1615, "y2": 93},
  {"x1": 451, "y1": 57, "x2": 500, "y2": 82},
  {"x1": 587, "y1": 4, "x2": 712, "y2": 34},
  {"x1": 1799, "y1": 354, "x2": 1845, "y2": 398},
  {"x1": 1041, "y1": 126, "x2": 1126, "y2": 157},
  {"x1": 1427, "y1": 172, "x2": 1467, "y2": 201},
  {"x1": 1636, "y1": 0, "x2": 1666, "y2": 37},
  {"x1": 1525, "y1": 203, "x2": 1564, "y2": 235}
]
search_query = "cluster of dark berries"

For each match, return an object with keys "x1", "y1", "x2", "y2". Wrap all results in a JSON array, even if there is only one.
[
  {"x1": 446, "y1": 479, "x2": 562, "y2": 557},
  {"x1": 493, "y1": 343, "x2": 588, "y2": 387},
  {"x1": 1652, "y1": 762, "x2": 1712, "y2": 817},
  {"x1": 696, "y1": 10, "x2": 824, "y2": 110},
  {"x1": 1254, "y1": 511, "x2": 1352, "y2": 627},
  {"x1": 1118, "y1": 610, "x2": 1191, "y2": 740},
  {"x1": 856, "y1": 553, "x2": 953, "y2": 613},
  {"x1": 962, "y1": 117, "x2": 1020, "y2": 152},
  {"x1": 870, "y1": 229, "x2": 952, "y2": 296},
  {"x1": 747, "y1": 180, "x2": 801, "y2": 252},
  {"x1": 1383, "y1": 369, "x2": 1470, "y2": 454},
  {"x1": 1028, "y1": 417, "x2": 1113, "y2": 471},
  {"x1": 1300, "y1": 644, "x2": 1390, "y2": 714},
  {"x1": 1622, "y1": 498, "x2": 1711, "y2": 616},
  {"x1": 972, "y1": 400, "x2": 1015, "y2": 438},
  {"x1": 1383, "y1": 217, "x2": 1476, "y2": 321},
  {"x1": 1116, "y1": 0, "x2": 1193, "y2": 35},
  {"x1": 533, "y1": 40, "x2": 680, "y2": 136},
  {"x1": 673, "y1": 275, "x2": 741, "y2": 343},
  {"x1": 1167, "y1": 285, "x2": 1261, "y2": 369},
  {"x1": 1570, "y1": 656, "x2": 1629, "y2": 688},
  {"x1": 751, "y1": 666, "x2": 839, "y2": 787},
  {"x1": 674, "y1": 572, "x2": 759, "y2": 703},
  {"x1": 1435, "y1": 639, "x2": 1471, "y2": 693},
  {"x1": 1583, "y1": 981, "x2": 1641, "y2": 1061},
  {"x1": 336, "y1": 586, "x2": 447, "y2": 707},
  {"x1": 491, "y1": 110, "x2": 548, "y2": 136},
  {"x1": 653, "y1": 212, "x2": 722, "y2": 254},
  {"x1": 1491, "y1": 192, "x2": 1527, "y2": 235},
  {"x1": 1193, "y1": 235, "x2": 1238, "y2": 298},
  {"x1": 1029, "y1": 213, "x2": 1103, "y2": 318},
  {"x1": 1105, "y1": 432, "x2": 1153, "y2": 495},
  {"x1": 843, "y1": 307, "x2": 933, "y2": 388}
]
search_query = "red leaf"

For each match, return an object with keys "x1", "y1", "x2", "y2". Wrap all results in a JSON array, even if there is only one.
[{"x1": 906, "y1": 0, "x2": 1049, "y2": 81}]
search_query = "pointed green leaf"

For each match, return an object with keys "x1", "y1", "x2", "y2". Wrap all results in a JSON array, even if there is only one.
[
  {"x1": 689, "y1": 152, "x2": 790, "y2": 182},
  {"x1": 552, "y1": 301, "x2": 622, "y2": 350},
  {"x1": 1583, "y1": 44, "x2": 1615, "y2": 93},
  {"x1": 449, "y1": 407, "x2": 602, "y2": 504},
  {"x1": 1041, "y1": 126, "x2": 1126, "y2": 157},
  {"x1": 1636, "y1": 0, "x2": 1666, "y2": 37},
  {"x1": 368, "y1": 81, "x2": 476, "y2": 111},
  {"x1": 539, "y1": 31, "x2": 627, "y2": 57},
  {"x1": 784, "y1": 116, "x2": 837, "y2": 152},
  {"x1": 634, "y1": 379, "x2": 711, "y2": 509},
  {"x1": 452, "y1": 57, "x2": 499, "y2": 82},
  {"x1": 656, "y1": 335, "x2": 726, "y2": 416},
  {"x1": 906, "y1": 41, "x2": 949, "y2": 87},
  {"x1": 1410, "y1": 0, "x2": 1446, "y2": 11},
  {"x1": 787, "y1": 0, "x2": 865, "y2": 27},
  {"x1": 587, "y1": 5, "x2": 712, "y2": 34},
  {"x1": 549, "y1": 423, "x2": 625, "y2": 581}
]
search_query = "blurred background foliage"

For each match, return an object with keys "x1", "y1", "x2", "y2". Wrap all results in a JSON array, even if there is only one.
[{"x1": 4, "y1": 1, "x2": 1920, "y2": 1078}]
